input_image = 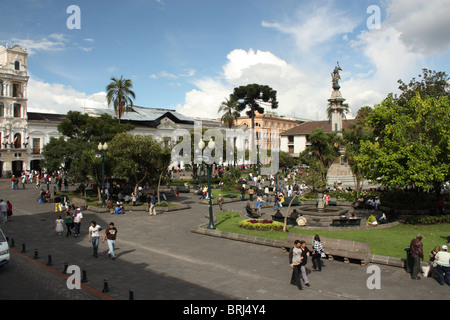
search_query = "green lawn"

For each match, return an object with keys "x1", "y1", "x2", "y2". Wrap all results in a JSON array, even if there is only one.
[{"x1": 215, "y1": 212, "x2": 449, "y2": 259}]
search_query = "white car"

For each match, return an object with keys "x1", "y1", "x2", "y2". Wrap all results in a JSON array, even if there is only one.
[{"x1": 0, "y1": 228, "x2": 10, "y2": 267}]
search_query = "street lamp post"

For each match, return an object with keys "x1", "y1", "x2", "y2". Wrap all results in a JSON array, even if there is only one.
[
  {"x1": 199, "y1": 138, "x2": 216, "y2": 230},
  {"x1": 97, "y1": 142, "x2": 108, "y2": 208}
]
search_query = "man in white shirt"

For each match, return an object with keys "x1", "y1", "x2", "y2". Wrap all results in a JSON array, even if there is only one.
[
  {"x1": 73, "y1": 208, "x2": 83, "y2": 237},
  {"x1": 88, "y1": 220, "x2": 102, "y2": 258},
  {"x1": 435, "y1": 245, "x2": 450, "y2": 286},
  {"x1": 289, "y1": 240, "x2": 304, "y2": 290}
]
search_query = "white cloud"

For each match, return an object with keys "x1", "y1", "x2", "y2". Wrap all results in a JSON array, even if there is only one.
[
  {"x1": 176, "y1": 0, "x2": 450, "y2": 122},
  {"x1": 6, "y1": 33, "x2": 69, "y2": 55},
  {"x1": 27, "y1": 78, "x2": 107, "y2": 115},
  {"x1": 385, "y1": 0, "x2": 450, "y2": 55}
]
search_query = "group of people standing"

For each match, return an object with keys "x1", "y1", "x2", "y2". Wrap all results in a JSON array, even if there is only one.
[
  {"x1": 289, "y1": 235, "x2": 325, "y2": 290},
  {"x1": 54, "y1": 209, "x2": 118, "y2": 259},
  {"x1": 409, "y1": 234, "x2": 450, "y2": 286}
]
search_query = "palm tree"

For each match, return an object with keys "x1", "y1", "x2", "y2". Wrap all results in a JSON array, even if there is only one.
[
  {"x1": 106, "y1": 75, "x2": 136, "y2": 124},
  {"x1": 218, "y1": 96, "x2": 240, "y2": 128},
  {"x1": 326, "y1": 102, "x2": 350, "y2": 122}
]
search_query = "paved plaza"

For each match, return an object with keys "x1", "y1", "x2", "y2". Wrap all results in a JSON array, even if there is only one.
[{"x1": 0, "y1": 179, "x2": 449, "y2": 303}]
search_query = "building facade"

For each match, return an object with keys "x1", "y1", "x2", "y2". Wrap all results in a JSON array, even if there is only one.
[{"x1": 0, "y1": 45, "x2": 31, "y2": 177}]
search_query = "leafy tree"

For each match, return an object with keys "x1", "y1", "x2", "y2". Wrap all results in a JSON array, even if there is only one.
[
  {"x1": 106, "y1": 75, "x2": 136, "y2": 123},
  {"x1": 342, "y1": 106, "x2": 374, "y2": 199},
  {"x1": 108, "y1": 132, "x2": 171, "y2": 195},
  {"x1": 357, "y1": 93, "x2": 449, "y2": 196},
  {"x1": 231, "y1": 84, "x2": 278, "y2": 174},
  {"x1": 397, "y1": 69, "x2": 449, "y2": 106},
  {"x1": 231, "y1": 84, "x2": 278, "y2": 130},
  {"x1": 298, "y1": 129, "x2": 341, "y2": 188}
]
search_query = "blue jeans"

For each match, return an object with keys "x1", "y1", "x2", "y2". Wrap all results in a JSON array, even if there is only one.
[
  {"x1": 74, "y1": 222, "x2": 81, "y2": 236},
  {"x1": 437, "y1": 264, "x2": 450, "y2": 285},
  {"x1": 91, "y1": 237, "x2": 99, "y2": 256}
]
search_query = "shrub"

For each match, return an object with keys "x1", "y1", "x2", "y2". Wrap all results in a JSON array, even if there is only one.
[
  {"x1": 239, "y1": 219, "x2": 284, "y2": 231},
  {"x1": 405, "y1": 214, "x2": 450, "y2": 225}
]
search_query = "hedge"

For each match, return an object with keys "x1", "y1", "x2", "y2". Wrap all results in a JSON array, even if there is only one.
[{"x1": 239, "y1": 219, "x2": 284, "y2": 231}]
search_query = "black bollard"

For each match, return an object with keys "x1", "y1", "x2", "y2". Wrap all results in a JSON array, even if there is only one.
[
  {"x1": 47, "y1": 255, "x2": 53, "y2": 266},
  {"x1": 10, "y1": 238, "x2": 15, "y2": 247},
  {"x1": 21, "y1": 244, "x2": 26, "y2": 253},
  {"x1": 102, "y1": 279, "x2": 110, "y2": 293},
  {"x1": 129, "y1": 290, "x2": 134, "y2": 300},
  {"x1": 81, "y1": 270, "x2": 88, "y2": 283},
  {"x1": 62, "y1": 262, "x2": 68, "y2": 274},
  {"x1": 33, "y1": 249, "x2": 39, "y2": 260}
]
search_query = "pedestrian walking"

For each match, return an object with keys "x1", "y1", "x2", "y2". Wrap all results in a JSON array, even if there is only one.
[
  {"x1": 73, "y1": 208, "x2": 83, "y2": 238},
  {"x1": 0, "y1": 199, "x2": 8, "y2": 224},
  {"x1": 434, "y1": 245, "x2": 450, "y2": 286},
  {"x1": 88, "y1": 220, "x2": 102, "y2": 258},
  {"x1": 300, "y1": 240, "x2": 311, "y2": 287},
  {"x1": 289, "y1": 239, "x2": 303, "y2": 290},
  {"x1": 54, "y1": 193, "x2": 62, "y2": 212},
  {"x1": 102, "y1": 222, "x2": 118, "y2": 260},
  {"x1": 64, "y1": 211, "x2": 73, "y2": 237},
  {"x1": 410, "y1": 234, "x2": 424, "y2": 280},
  {"x1": 216, "y1": 194, "x2": 224, "y2": 211},
  {"x1": 149, "y1": 194, "x2": 157, "y2": 216},
  {"x1": 6, "y1": 200, "x2": 13, "y2": 222},
  {"x1": 55, "y1": 215, "x2": 64, "y2": 235},
  {"x1": 312, "y1": 235, "x2": 324, "y2": 272}
]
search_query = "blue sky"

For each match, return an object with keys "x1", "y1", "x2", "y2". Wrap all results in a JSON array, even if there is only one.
[{"x1": 1, "y1": 0, "x2": 449, "y2": 120}]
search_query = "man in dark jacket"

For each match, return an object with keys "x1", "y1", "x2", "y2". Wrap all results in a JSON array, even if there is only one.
[{"x1": 410, "y1": 234, "x2": 424, "y2": 280}]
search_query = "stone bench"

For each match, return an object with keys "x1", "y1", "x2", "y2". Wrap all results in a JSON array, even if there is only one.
[
  {"x1": 331, "y1": 218, "x2": 361, "y2": 227},
  {"x1": 176, "y1": 186, "x2": 190, "y2": 193},
  {"x1": 272, "y1": 215, "x2": 297, "y2": 226},
  {"x1": 282, "y1": 197, "x2": 301, "y2": 206},
  {"x1": 283, "y1": 233, "x2": 370, "y2": 266}
]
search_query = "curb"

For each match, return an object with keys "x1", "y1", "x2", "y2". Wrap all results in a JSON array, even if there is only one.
[{"x1": 190, "y1": 225, "x2": 409, "y2": 269}]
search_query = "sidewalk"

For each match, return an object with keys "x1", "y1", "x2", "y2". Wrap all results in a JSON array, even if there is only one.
[{"x1": 0, "y1": 180, "x2": 449, "y2": 300}]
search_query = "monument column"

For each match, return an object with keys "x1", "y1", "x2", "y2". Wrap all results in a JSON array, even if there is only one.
[{"x1": 328, "y1": 62, "x2": 345, "y2": 136}]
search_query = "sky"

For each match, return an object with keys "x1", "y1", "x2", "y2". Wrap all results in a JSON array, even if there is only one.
[{"x1": 1, "y1": 0, "x2": 450, "y2": 120}]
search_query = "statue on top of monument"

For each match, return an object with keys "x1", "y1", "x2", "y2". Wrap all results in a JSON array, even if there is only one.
[{"x1": 331, "y1": 62, "x2": 342, "y2": 90}]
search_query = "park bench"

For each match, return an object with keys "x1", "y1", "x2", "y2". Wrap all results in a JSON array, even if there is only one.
[
  {"x1": 283, "y1": 233, "x2": 370, "y2": 266},
  {"x1": 282, "y1": 196, "x2": 301, "y2": 206},
  {"x1": 331, "y1": 218, "x2": 361, "y2": 227},
  {"x1": 176, "y1": 186, "x2": 190, "y2": 193},
  {"x1": 272, "y1": 215, "x2": 297, "y2": 226}
]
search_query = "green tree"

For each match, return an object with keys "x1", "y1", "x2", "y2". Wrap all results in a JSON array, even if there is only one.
[
  {"x1": 108, "y1": 132, "x2": 171, "y2": 195},
  {"x1": 397, "y1": 69, "x2": 449, "y2": 106},
  {"x1": 357, "y1": 93, "x2": 449, "y2": 195},
  {"x1": 298, "y1": 129, "x2": 341, "y2": 188},
  {"x1": 231, "y1": 84, "x2": 278, "y2": 174},
  {"x1": 231, "y1": 84, "x2": 278, "y2": 130},
  {"x1": 342, "y1": 106, "x2": 374, "y2": 199},
  {"x1": 106, "y1": 75, "x2": 136, "y2": 124}
]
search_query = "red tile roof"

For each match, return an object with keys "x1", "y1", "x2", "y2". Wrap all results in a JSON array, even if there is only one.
[{"x1": 280, "y1": 119, "x2": 358, "y2": 135}]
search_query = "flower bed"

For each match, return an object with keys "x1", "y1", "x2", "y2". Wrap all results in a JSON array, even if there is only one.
[{"x1": 239, "y1": 219, "x2": 284, "y2": 231}]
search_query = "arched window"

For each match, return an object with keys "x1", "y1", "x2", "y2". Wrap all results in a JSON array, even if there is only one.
[
  {"x1": 14, "y1": 133, "x2": 21, "y2": 149},
  {"x1": 15, "y1": 61, "x2": 20, "y2": 71}
]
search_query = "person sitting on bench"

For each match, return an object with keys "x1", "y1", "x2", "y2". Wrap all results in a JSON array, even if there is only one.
[{"x1": 245, "y1": 202, "x2": 259, "y2": 218}]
